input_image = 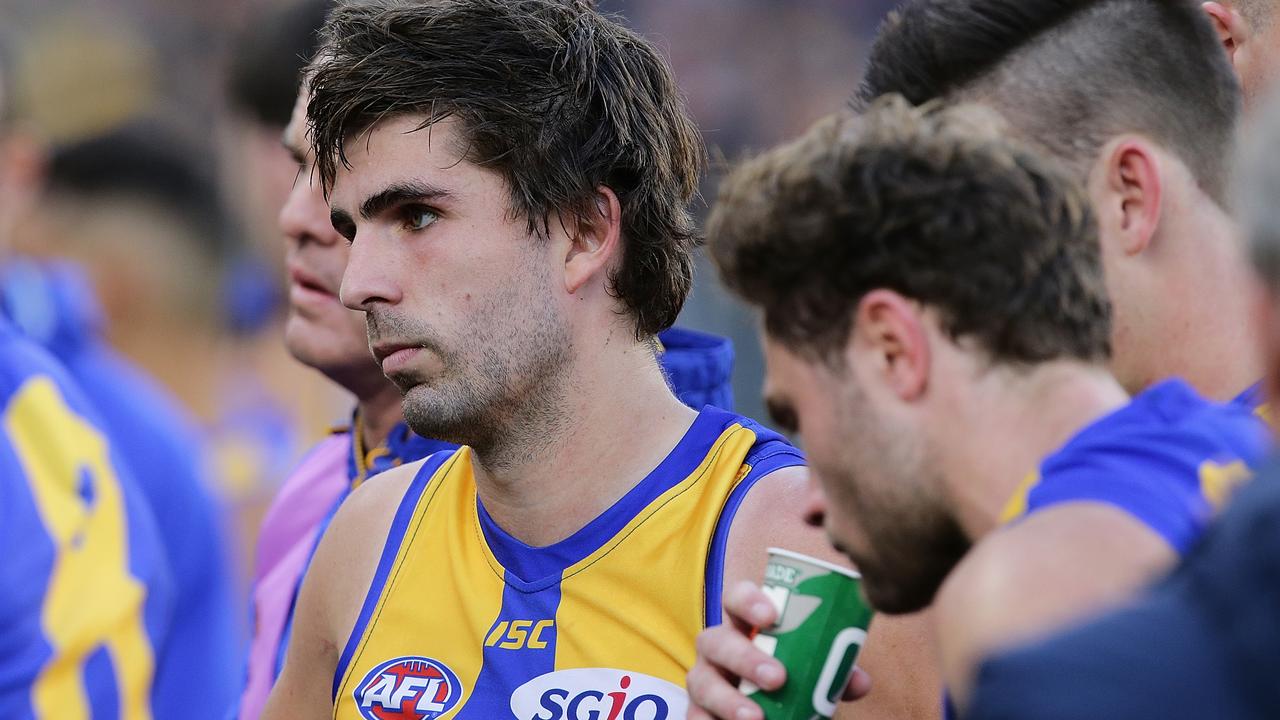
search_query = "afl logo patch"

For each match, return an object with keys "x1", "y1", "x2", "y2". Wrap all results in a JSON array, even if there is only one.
[{"x1": 353, "y1": 656, "x2": 464, "y2": 720}]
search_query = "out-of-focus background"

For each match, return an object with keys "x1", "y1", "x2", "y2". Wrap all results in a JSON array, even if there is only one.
[{"x1": 0, "y1": 0, "x2": 890, "y2": 594}]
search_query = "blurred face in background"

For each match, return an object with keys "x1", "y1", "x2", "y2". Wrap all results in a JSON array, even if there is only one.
[{"x1": 278, "y1": 91, "x2": 381, "y2": 391}]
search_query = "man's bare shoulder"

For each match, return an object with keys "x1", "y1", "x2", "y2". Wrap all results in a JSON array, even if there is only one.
[
  {"x1": 346, "y1": 457, "x2": 429, "y2": 519},
  {"x1": 725, "y1": 465, "x2": 838, "y2": 578},
  {"x1": 310, "y1": 458, "x2": 434, "y2": 640},
  {"x1": 935, "y1": 502, "x2": 1176, "y2": 708}
]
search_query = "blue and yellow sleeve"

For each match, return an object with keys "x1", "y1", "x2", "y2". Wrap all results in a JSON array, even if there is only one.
[
  {"x1": 1003, "y1": 431, "x2": 1263, "y2": 555},
  {"x1": 703, "y1": 420, "x2": 805, "y2": 626}
]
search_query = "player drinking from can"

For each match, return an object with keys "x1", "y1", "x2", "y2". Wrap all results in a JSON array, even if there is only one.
[
  {"x1": 691, "y1": 0, "x2": 1270, "y2": 714},
  {"x1": 261, "y1": 1, "x2": 934, "y2": 718},
  {"x1": 688, "y1": 96, "x2": 1268, "y2": 719}
]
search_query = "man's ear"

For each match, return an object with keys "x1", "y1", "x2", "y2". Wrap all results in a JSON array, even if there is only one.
[
  {"x1": 847, "y1": 289, "x2": 930, "y2": 401},
  {"x1": 1202, "y1": 2, "x2": 1249, "y2": 62},
  {"x1": 563, "y1": 185, "x2": 622, "y2": 295},
  {"x1": 1093, "y1": 137, "x2": 1163, "y2": 258}
]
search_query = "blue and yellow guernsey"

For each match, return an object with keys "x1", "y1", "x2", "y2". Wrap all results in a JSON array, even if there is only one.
[
  {"x1": 1001, "y1": 379, "x2": 1269, "y2": 553},
  {"x1": 332, "y1": 407, "x2": 803, "y2": 720},
  {"x1": 0, "y1": 319, "x2": 171, "y2": 719}
]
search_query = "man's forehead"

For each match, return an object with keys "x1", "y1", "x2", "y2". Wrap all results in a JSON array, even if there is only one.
[
  {"x1": 329, "y1": 116, "x2": 478, "y2": 202},
  {"x1": 340, "y1": 115, "x2": 465, "y2": 167}
]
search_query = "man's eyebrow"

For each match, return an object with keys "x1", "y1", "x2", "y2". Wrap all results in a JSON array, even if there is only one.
[{"x1": 359, "y1": 181, "x2": 451, "y2": 221}]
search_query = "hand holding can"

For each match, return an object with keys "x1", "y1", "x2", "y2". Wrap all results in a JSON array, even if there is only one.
[{"x1": 739, "y1": 548, "x2": 875, "y2": 720}]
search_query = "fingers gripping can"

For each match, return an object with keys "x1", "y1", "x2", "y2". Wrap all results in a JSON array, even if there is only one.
[{"x1": 740, "y1": 548, "x2": 875, "y2": 720}]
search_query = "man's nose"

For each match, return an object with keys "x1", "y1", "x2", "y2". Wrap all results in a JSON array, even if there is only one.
[
  {"x1": 339, "y1": 232, "x2": 401, "y2": 311},
  {"x1": 278, "y1": 172, "x2": 340, "y2": 248},
  {"x1": 803, "y1": 474, "x2": 828, "y2": 529}
]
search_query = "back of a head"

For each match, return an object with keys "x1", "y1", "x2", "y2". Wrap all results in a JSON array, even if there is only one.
[
  {"x1": 45, "y1": 123, "x2": 228, "y2": 255},
  {"x1": 227, "y1": 0, "x2": 333, "y2": 128},
  {"x1": 708, "y1": 96, "x2": 1111, "y2": 367},
  {"x1": 857, "y1": 0, "x2": 1241, "y2": 204},
  {"x1": 307, "y1": 0, "x2": 704, "y2": 338}
]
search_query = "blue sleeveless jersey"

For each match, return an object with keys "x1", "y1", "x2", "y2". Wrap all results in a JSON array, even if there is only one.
[
  {"x1": 1, "y1": 259, "x2": 239, "y2": 716},
  {"x1": 1001, "y1": 379, "x2": 1268, "y2": 554},
  {"x1": 331, "y1": 407, "x2": 802, "y2": 720},
  {"x1": 0, "y1": 318, "x2": 173, "y2": 719}
]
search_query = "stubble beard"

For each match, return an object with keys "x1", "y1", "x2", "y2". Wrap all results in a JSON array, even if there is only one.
[
  {"x1": 832, "y1": 391, "x2": 972, "y2": 614},
  {"x1": 383, "y1": 292, "x2": 573, "y2": 467}
]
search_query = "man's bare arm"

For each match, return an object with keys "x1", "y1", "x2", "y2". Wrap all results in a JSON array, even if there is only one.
[{"x1": 934, "y1": 502, "x2": 1177, "y2": 711}]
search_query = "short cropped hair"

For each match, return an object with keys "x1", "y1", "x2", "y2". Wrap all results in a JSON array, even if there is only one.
[
  {"x1": 46, "y1": 123, "x2": 230, "y2": 260},
  {"x1": 856, "y1": 0, "x2": 1241, "y2": 204},
  {"x1": 307, "y1": 0, "x2": 704, "y2": 338},
  {"x1": 1234, "y1": 0, "x2": 1273, "y2": 27},
  {"x1": 709, "y1": 96, "x2": 1111, "y2": 366}
]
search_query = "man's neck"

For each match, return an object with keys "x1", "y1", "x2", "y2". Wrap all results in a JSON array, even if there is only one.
[
  {"x1": 1156, "y1": 203, "x2": 1263, "y2": 402},
  {"x1": 471, "y1": 334, "x2": 698, "y2": 548},
  {"x1": 355, "y1": 384, "x2": 405, "y2": 451},
  {"x1": 943, "y1": 361, "x2": 1130, "y2": 541}
]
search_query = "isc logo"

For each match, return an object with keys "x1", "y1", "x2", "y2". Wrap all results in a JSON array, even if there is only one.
[
  {"x1": 485, "y1": 620, "x2": 555, "y2": 650},
  {"x1": 510, "y1": 668, "x2": 688, "y2": 720},
  {"x1": 354, "y1": 656, "x2": 464, "y2": 720}
]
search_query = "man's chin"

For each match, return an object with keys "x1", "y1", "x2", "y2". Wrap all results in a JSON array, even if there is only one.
[
  {"x1": 387, "y1": 370, "x2": 430, "y2": 395},
  {"x1": 854, "y1": 561, "x2": 942, "y2": 615}
]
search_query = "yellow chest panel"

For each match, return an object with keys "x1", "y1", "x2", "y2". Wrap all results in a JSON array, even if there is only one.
[{"x1": 332, "y1": 409, "x2": 803, "y2": 720}]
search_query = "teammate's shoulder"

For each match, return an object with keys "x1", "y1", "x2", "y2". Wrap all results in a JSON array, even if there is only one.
[
  {"x1": 1049, "y1": 379, "x2": 1267, "y2": 473},
  {"x1": 715, "y1": 409, "x2": 804, "y2": 466},
  {"x1": 0, "y1": 320, "x2": 72, "y2": 398},
  {"x1": 343, "y1": 448, "x2": 458, "y2": 513}
]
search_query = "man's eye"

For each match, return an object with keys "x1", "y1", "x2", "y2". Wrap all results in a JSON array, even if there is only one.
[{"x1": 403, "y1": 207, "x2": 439, "y2": 232}]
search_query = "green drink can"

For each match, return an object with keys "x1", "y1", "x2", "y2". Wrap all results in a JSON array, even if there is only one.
[{"x1": 740, "y1": 548, "x2": 874, "y2": 720}]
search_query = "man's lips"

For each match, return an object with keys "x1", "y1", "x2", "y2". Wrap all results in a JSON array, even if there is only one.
[
  {"x1": 372, "y1": 342, "x2": 424, "y2": 374},
  {"x1": 287, "y1": 264, "x2": 341, "y2": 310},
  {"x1": 287, "y1": 264, "x2": 337, "y2": 297}
]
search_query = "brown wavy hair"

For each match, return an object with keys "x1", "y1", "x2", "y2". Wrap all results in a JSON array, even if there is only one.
[{"x1": 709, "y1": 96, "x2": 1112, "y2": 365}]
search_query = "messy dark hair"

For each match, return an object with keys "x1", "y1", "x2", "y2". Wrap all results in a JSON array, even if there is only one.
[
  {"x1": 709, "y1": 96, "x2": 1111, "y2": 366},
  {"x1": 307, "y1": 0, "x2": 704, "y2": 337}
]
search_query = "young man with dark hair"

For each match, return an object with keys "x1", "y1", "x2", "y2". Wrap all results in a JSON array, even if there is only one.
[
  {"x1": 965, "y1": 86, "x2": 1280, "y2": 720},
  {"x1": 242, "y1": 23, "x2": 742, "y2": 720},
  {"x1": 262, "y1": 1, "x2": 933, "y2": 718},
  {"x1": 686, "y1": 97, "x2": 1266, "y2": 719},
  {"x1": 855, "y1": 0, "x2": 1259, "y2": 406}
]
